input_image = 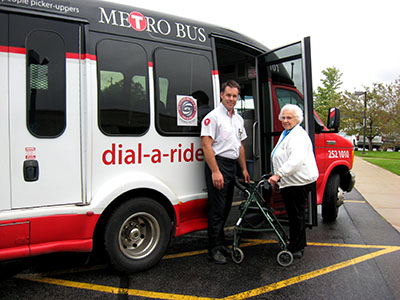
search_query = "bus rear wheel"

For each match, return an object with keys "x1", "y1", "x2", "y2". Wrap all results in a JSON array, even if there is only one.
[
  {"x1": 322, "y1": 173, "x2": 343, "y2": 222},
  {"x1": 104, "y1": 197, "x2": 171, "y2": 273}
]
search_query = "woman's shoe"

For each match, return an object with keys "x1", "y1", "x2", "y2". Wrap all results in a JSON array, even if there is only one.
[{"x1": 292, "y1": 249, "x2": 304, "y2": 259}]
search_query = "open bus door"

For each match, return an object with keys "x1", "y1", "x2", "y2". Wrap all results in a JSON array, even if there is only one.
[{"x1": 256, "y1": 37, "x2": 317, "y2": 227}]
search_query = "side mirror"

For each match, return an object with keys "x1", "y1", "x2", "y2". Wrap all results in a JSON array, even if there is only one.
[{"x1": 327, "y1": 107, "x2": 340, "y2": 132}]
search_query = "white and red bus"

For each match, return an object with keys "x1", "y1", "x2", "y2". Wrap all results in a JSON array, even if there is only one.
[{"x1": 0, "y1": 0, "x2": 354, "y2": 273}]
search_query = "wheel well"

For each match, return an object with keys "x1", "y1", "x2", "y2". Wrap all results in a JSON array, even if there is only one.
[
  {"x1": 329, "y1": 165, "x2": 350, "y2": 191},
  {"x1": 92, "y1": 188, "x2": 175, "y2": 256}
]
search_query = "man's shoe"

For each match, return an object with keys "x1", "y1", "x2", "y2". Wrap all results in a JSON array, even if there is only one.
[
  {"x1": 209, "y1": 249, "x2": 227, "y2": 264},
  {"x1": 292, "y1": 249, "x2": 304, "y2": 259},
  {"x1": 219, "y1": 245, "x2": 232, "y2": 256}
]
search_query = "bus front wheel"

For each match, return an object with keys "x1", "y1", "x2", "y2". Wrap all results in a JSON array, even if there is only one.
[
  {"x1": 322, "y1": 173, "x2": 343, "y2": 222},
  {"x1": 104, "y1": 197, "x2": 171, "y2": 273}
]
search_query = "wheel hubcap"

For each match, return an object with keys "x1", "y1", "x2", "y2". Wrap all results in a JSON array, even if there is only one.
[{"x1": 119, "y1": 212, "x2": 160, "y2": 260}]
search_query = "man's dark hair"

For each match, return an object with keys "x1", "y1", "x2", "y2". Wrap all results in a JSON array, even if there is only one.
[{"x1": 221, "y1": 80, "x2": 240, "y2": 94}]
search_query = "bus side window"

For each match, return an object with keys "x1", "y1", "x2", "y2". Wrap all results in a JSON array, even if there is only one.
[
  {"x1": 275, "y1": 88, "x2": 304, "y2": 110},
  {"x1": 97, "y1": 39, "x2": 149, "y2": 135},
  {"x1": 157, "y1": 77, "x2": 169, "y2": 114},
  {"x1": 154, "y1": 48, "x2": 213, "y2": 135},
  {"x1": 27, "y1": 30, "x2": 66, "y2": 137}
]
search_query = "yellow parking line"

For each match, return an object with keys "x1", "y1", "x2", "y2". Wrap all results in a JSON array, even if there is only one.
[
  {"x1": 344, "y1": 200, "x2": 366, "y2": 203},
  {"x1": 223, "y1": 246, "x2": 399, "y2": 300},
  {"x1": 164, "y1": 239, "x2": 398, "y2": 255},
  {"x1": 163, "y1": 239, "x2": 277, "y2": 260},
  {"x1": 14, "y1": 274, "x2": 213, "y2": 300},
  {"x1": 308, "y1": 242, "x2": 399, "y2": 249},
  {"x1": 163, "y1": 249, "x2": 208, "y2": 259},
  {"x1": 14, "y1": 242, "x2": 400, "y2": 300}
]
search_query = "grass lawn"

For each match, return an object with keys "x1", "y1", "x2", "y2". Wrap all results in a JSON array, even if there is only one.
[{"x1": 355, "y1": 151, "x2": 400, "y2": 175}]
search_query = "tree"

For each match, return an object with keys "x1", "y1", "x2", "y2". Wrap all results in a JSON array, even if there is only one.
[
  {"x1": 314, "y1": 67, "x2": 400, "y2": 151},
  {"x1": 374, "y1": 78, "x2": 400, "y2": 149},
  {"x1": 314, "y1": 67, "x2": 343, "y2": 123},
  {"x1": 341, "y1": 85, "x2": 387, "y2": 150}
]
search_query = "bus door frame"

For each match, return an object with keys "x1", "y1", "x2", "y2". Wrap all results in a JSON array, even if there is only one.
[{"x1": 255, "y1": 37, "x2": 317, "y2": 227}]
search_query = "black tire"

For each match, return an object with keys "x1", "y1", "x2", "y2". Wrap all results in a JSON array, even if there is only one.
[
  {"x1": 104, "y1": 197, "x2": 171, "y2": 273},
  {"x1": 322, "y1": 173, "x2": 342, "y2": 222}
]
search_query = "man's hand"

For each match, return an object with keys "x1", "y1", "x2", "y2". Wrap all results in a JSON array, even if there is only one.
[
  {"x1": 242, "y1": 169, "x2": 250, "y2": 183},
  {"x1": 212, "y1": 170, "x2": 224, "y2": 190}
]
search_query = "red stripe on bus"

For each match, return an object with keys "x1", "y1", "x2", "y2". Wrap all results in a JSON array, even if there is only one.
[
  {"x1": 9, "y1": 47, "x2": 26, "y2": 54},
  {"x1": 82, "y1": 53, "x2": 97, "y2": 60},
  {"x1": 0, "y1": 47, "x2": 96, "y2": 61},
  {"x1": 0, "y1": 46, "x2": 8, "y2": 53},
  {"x1": 66, "y1": 53, "x2": 97, "y2": 60},
  {"x1": 66, "y1": 52, "x2": 79, "y2": 59}
]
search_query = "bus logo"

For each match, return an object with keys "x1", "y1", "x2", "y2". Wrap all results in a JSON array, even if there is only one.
[
  {"x1": 129, "y1": 11, "x2": 146, "y2": 31},
  {"x1": 177, "y1": 96, "x2": 197, "y2": 126},
  {"x1": 98, "y1": 7, "x2": 207, "y2": 43}
]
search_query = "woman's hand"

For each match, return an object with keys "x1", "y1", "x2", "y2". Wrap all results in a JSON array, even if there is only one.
[{"x1": 268, "y1": 174, "x2": 281, "y2": 185}]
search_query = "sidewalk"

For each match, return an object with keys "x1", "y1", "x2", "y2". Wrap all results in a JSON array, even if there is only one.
[{"x1": 351, "y1": 156, "x2": 400, "y2": 232}]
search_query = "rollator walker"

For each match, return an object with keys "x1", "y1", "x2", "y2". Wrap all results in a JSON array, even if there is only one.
[{"x1": 231, "y1": 174, "x2": 294, "y2": 266}]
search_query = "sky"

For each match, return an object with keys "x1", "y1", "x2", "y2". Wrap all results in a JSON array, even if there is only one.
[{"x1": 105, "y1": 0, "x2": 400, "y2": 92}]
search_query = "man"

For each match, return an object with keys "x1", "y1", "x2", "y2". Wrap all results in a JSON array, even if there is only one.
[{"x1": 201, "y1": 80, "x2": 250, "y2": 264}]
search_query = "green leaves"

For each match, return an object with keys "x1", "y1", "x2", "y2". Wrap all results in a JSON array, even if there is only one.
[{"x1": 314, "y1": 68, "x2": 400, "y2": 151}]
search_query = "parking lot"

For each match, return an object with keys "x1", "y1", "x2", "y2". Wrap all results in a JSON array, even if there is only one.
[{"x1": 1, "y1": 187, "x2": 400, "y2": 300}]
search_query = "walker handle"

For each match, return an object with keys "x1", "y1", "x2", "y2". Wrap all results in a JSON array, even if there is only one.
[
  {"x1": 234, "y1": 176, "x2": 249, "y2": 192},
  {"x1": 260, "y1": 174, "x2": 272, "y2": 190}
]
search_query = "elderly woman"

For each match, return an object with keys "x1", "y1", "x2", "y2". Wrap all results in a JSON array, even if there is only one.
[{"x1": 268, "y1": 104, "x2": 319, "y2": 259}]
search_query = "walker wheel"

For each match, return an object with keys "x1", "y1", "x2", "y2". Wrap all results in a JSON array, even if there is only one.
[
  {"x1": 277, "y1": 250, "x2": 293, "y2": 267},
  {"x1": 232, "y1": 247, "x2": 244, "y2": 264}
]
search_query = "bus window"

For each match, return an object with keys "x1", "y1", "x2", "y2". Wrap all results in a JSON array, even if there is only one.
[
  {"x1": 158, "y1": 77, "x2": 169, "y2": 113},
  {"x1": 235, "y1": 96, "x2": 255, "y2": 115},
  {"x1": 27, "y1": 30, "x2": 66, "y2": 137},
  {"x1": 100, "y1": 71, "x2": 123, "y2": 91},
  {"x1": 275, "y1": 88, "x2": 304, "y2": 110},
  {"x1": 97, "y1": 39, "x2": 149, "y2": 135},
  {"x1": 154, "y1": 47, "x2": 213, "y2": 135},
  {"x1": 274, "y1": 88, "x2": 305, "y2": 131}
]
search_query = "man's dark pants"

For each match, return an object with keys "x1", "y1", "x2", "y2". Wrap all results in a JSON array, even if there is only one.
[{"x1": 205, "y1": 156, "x2": 237, "y2": 251}]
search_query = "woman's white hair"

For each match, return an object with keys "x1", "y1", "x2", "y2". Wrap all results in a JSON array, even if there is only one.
[{"x1": 278, "y1": 104, "x2": 303, "y2": 124}]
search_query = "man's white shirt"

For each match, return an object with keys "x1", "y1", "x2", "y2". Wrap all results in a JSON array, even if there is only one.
[{"x1": 201, "y1": 103, "x2": 247, "y2": 160}]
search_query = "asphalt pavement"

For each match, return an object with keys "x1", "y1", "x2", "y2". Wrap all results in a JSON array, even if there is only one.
[{"x1": 352, "y1": 155, "x2": 400, "y2": 232}]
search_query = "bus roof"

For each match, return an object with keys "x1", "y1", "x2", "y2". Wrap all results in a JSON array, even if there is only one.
[{"x1": 0, "y1": 0, "x2": 268, "y2": 52}]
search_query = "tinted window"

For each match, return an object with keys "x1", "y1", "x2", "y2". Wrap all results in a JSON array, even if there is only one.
[
  {"x1": 154, "y1": 48, "x2": 213, "y2": 135},
  {"x1": 27, "y1": 30, "x2": 66, "y2": 137},
  {"x1": 97, "y1": 39, "x2": 149, "y2": 135},
  {"x1": 276, "y1": 88, "x2": 304, "y2": 128},
  {"x1": 276, "y1": 88, "x2": 304, "y2": 111}
]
